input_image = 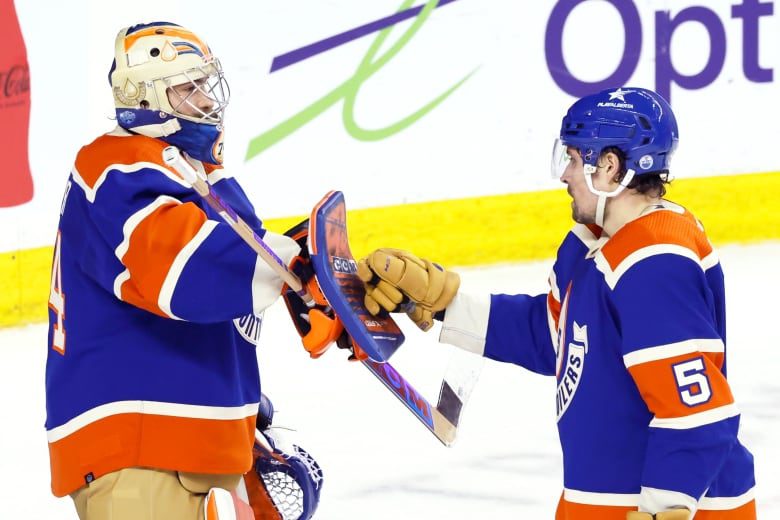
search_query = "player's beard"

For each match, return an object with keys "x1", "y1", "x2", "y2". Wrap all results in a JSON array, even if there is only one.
[{"x1": 570, "y1": 198, "x2": 595, "y2": 225}]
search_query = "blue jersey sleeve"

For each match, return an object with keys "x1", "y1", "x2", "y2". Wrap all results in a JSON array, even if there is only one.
[
  {"x1": 612, "y1": 253, "x2": 741, "y2": 507},
  {"x1": 67, "y1": 158, "x2": 297, "y2": 323},
  {"x1": 483, "y1": 293, "x2": 556, "y2": 375}
]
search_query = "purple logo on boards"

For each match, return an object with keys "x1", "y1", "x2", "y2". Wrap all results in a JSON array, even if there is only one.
[{"x1": 544, "y1": 0, "x2": 774, "y2": 102}]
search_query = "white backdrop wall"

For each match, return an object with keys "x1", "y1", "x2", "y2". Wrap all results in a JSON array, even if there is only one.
[{"x1": 3, "y1": 0, "x2": 779, "y2": 252}]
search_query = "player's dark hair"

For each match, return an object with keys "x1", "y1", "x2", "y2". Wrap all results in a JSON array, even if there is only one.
[{"x1": 600, "y1": 146, "x2": 670, "y2": 198}]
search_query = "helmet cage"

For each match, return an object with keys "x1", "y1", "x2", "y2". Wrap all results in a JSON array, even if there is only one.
[{"x1": 159, "y1": 59, "x2": 229, "y2": 126}]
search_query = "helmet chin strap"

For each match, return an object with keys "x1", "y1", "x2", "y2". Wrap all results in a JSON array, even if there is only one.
[
  {"x1": 130, "y1": 119, "x2": 182, "y2": 138},
  {"x1": 583, "y1": 166, "x2": 636, "y2": 228}
]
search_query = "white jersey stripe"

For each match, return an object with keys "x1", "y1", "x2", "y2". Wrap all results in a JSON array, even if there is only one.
[
  {"x1": 649, "y1": 403, "x2": 740, "y2": 430},
  {"x1": 570, "y1": 224, "x2": 599, "y2": 248},
  {"x1": 623, "y1": 338, "x2": 725, "y2": 368},
  {"x1": 595, "y1": 244, "x2": 718, "y2": 290},
  {"x1": 113, "y1": 269, "x2": 131, "y2": 300},
  {"x1": 639, "y1": 486, "x2": 698, "y2": 514},
  {"x1": 563, "y1": 486, "x2": 754, "y2": 511},
  {"x1": 72, "y1": 162, "x2": 190, "y2": 204},
  {"x1": 701, "y1": 250, "x2": 720, "y2": 270},
  {"x1": 47, "y1": 400, "x2": 260, "y2": 443},
  {"x1": 549, "y1": 268, "x2": 561, "y2": 303},
  {"x1": 563, "y1": 488, "x2": 639, "y2": 507},
  {"x1": 699, "y1": 487, "x2": 755, "y2": 510},
  {"x1": 158, "y1": 220, "x2": 218, "y2": 320}
]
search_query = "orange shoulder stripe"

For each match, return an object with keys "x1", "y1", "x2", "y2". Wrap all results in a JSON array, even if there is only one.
[
  {"x1": 74, "y1": 134, "x2": 175, "y2": 191},
  {"x1": 600, "y1": 210, "x2": 713, "y2": 271},
  {"x1": 117, "y1": 201, "x2": 208, "y2": 317}
]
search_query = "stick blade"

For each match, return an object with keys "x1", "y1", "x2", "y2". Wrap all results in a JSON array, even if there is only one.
[{"x1": 309, "y1": 191, "x2": 404, "y2": 362}]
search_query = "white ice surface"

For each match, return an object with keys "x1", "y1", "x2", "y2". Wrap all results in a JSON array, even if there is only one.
[{"x1": 1, "y1": 243, "x2": 778, "y2": 519}]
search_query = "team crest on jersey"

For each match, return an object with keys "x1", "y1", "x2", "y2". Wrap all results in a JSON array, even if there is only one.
[
  {"x1": 234, "y1": 312, "x2": 263, "y2": 345},
  {"x1": 555, "y1": 285, "x2": 588, "y2": 420}
]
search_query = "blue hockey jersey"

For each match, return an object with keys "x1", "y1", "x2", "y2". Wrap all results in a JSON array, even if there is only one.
[
  {"x1": 440, "y1": 203, "x2": 755, "y2": 519},
  {"x1": 45, "y1": 128, "x2": 298, "y2": 497}
]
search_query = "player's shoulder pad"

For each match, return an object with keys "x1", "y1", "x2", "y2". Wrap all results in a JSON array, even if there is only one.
[
  {"x1": 595, "y1": 204, "x2": 718, "y2": 289},
  {"x1": 72, "y1": 127, "x2": 188, "y2": 202}
]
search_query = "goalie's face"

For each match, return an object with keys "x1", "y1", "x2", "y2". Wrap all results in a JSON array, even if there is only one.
[
  {"x1": 164, "y1": 65, "x2": 228, "y2": 126},
  {"x1": 166, "y1": 79, "x2": 216, "y2": 119}
]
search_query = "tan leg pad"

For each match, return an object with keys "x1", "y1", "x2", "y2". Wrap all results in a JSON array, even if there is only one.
[{"x1": 70, "y1": 468, "x2": 243, "y2": 520}]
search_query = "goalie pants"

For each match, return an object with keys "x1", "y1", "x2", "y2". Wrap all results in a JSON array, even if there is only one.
[{"x1": 70, "y1": 467, "x2": 244, "y2": 519}]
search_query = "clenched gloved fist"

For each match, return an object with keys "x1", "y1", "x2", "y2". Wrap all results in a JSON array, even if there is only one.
[
  {"x1": 626, "y1": 509, "x2": 690, "y2": 520},
  {"x1": 357, "y1": 248, "x2": 460, "y2": 331}
]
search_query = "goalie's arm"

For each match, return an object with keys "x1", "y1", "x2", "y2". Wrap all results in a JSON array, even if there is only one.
[{"x1": 80, "y1": 164, "x2": 298, "y2": 322}]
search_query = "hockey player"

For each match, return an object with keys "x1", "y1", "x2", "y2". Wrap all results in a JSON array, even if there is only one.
[
  {"x1": 46, "y1": 22, "x2": 325, "y2": 519},
  {"x1": 357, "y1": 88, "x2": 756, "y2": 519}
]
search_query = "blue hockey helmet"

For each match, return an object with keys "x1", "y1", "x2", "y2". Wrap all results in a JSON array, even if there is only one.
[{"x1": 554, "y1": 87, "x2": 679, "y2": 177}]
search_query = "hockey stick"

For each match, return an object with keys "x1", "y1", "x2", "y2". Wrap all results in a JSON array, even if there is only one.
[
  {"x1": 360, "y1": 352, "x2": 482, "y2": 445},
  {"x1": 162, "y1": 149, "x2": 477, "y2": 445},
  {"x1": 161, "y1": 147, "x2": 312, "y2": 305},
  {"x1": 309, "y1": 191, "x2": 483, "y2": 445}
]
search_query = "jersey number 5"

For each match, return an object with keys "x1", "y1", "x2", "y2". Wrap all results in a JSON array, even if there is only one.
[
  {"x1": 49, "y1": 231, "x2": 66, "y2": 355},
  {"x1": 672, "y1": 357, "x2": 711, "y2": 406}
]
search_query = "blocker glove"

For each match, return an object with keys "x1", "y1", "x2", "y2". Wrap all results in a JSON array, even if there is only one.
[
  {"x1": 281, "y1": 219, "x2": 343, "y2": 358},
  {"x1": 357, "y1": 248, "x2": 460, "y2": 331},
  {"x1": 626, "y1": 510, "x2": 690, "y2": 520}
]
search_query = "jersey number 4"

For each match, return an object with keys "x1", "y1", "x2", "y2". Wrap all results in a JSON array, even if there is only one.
[
  {"x1": 49, "y1": 231, "x2": 66, "y2": 355},
  {"x1": 673, "y1": 357, "x2": 712, "y2": 406}
]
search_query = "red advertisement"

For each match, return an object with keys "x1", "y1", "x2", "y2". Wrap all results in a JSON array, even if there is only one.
[{"x1": 0, "y1": 0, "x2": 32, "y2": 207}]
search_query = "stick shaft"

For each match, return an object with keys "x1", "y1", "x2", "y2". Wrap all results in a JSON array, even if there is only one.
[{"x1": 162, "y1": 147, "x2": 310, "y2": 303}]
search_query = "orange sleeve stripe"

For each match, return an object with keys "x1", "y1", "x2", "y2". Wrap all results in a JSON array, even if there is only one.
[
  {"x1": 548, "y1": 291, "x2": 562, "y2": 331},
  {"x1": 556, "y1": 495, "x2": 633, "y2": 520},
  {"x1": 118, "y1": 202, "x2": 208, "y2": 317},
  {"x1": 600, "y1": 210, "x2": 713, "y2": 271},
  {"x1": 555, "y1": 494, "x2": 755, "y2": 519},
  {"x1": 48, "y1": 413, "x2": 255, "y2": 497},
  {"x1": 74, "y1": 134, "x2": 171, "y2": 190},
  {"x1": 627, "y1": 353, "x2": 734, "y2": 419}
]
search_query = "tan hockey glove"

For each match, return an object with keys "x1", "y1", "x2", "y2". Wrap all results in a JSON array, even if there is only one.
[
  {"x1": 626, "y1": 509, "x2": 690, "y2": 520},
  {"x1": 357, "y1": 248, "x2": 460, "y2": 331}
]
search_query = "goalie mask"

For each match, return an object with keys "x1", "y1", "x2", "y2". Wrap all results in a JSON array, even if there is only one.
[{"x1": 109, "y1": 22, "x2": 229, "y2": 164}]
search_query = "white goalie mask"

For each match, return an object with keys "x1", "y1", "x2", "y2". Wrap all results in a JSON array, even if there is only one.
[{"x1": 109, "y1": 22, "x2": 230, "y2": 163}]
